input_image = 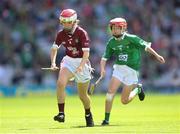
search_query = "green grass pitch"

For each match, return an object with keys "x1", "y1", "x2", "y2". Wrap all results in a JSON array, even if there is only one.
[{"x1": 0, "y1": 94, "x2": 180, "y2": 134}]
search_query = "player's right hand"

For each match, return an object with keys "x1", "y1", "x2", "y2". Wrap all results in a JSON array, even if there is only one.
[{"x1": 51, "y1": 63, "x2": 59, "y2": 71}]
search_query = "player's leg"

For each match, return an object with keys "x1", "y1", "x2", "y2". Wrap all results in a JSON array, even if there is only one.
[
  {"x1": 102, "y1": 76, "x2": 122, "y2": 125},
  {"x1": 54, "y1": 67, "x2": 74, "y2": 122},
  {"x1": 121, "y1": 84, "x2": 137, "y2": 104},
  {"x1": 121, "y1": 84, "x2": 145, "y2": 104},
  {"x1": 77, "y1": 81, "x2": 94, "y2": 127},
  {"x1": 137, "y1": 84, "x2": 145, "y2": 101},
  {"x1": 120, "y1": 65, "x2": 145, "y2": 104},
  {"x1": 77, "y1": 81, "x2": 90, "y2": 110}
]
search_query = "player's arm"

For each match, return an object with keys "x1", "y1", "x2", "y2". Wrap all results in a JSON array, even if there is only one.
[
  {"x1": 75, "y1": 30, "x2": 90, "y2": 73},
  {"x1": 100, "y1": 41, "x2": 113, "y2": 78},
  {"x1": 50, "y1": 42, "x2": 60, "y2": 70},
  {"x1": 80, "y1": 50, "x2": 89, "y2": 67},
  {"x1": 100, "y1": 58, "x2": 107, "y2": 78},
  {"x1": 145, "y1": 46, "x2": 165, "y2": 64},
  {"x1": 75, "y1": 50, "x2": 89, "y2": 73},
  {"x1": 130, "y1": 35, "x2": 165, "y2": 64}
]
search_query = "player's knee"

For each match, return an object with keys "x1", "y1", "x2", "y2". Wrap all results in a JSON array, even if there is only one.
[
  {"x1": 57, "y1": 79, "x2": 66, "y2": 88},
  {"x1": 106, "y1": 93, "x2": 114, "y2": 101},
  {"x1": 79, "y1": 95, "x2": 90, "y2": 104},
  {"x1": 79, "y1": 93, "x2": 89, "y2": 101},
  {"x1": 79, "y1": 95, "x2": 84, "y2": 101},
  {"x1": 121, "y1": 98, "x2": 129, "y2": 105}
]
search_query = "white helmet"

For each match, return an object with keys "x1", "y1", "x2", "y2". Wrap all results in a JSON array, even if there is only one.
[
  {"x1": 109, "y1": 17, "x2": 127, "y2": 34},
  {"x1": 59, "y1": 9, "x2": 77, "y2": 23}
]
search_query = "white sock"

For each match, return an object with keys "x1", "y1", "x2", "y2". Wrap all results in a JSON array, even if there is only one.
[{"x1": 129, "y1": 87, "x2": 139, "y2": 98}]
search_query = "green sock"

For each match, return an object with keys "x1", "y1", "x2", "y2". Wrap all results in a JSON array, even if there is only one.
[{"x1": 105, "y1": 112, "x2": 110, "y2": 121}]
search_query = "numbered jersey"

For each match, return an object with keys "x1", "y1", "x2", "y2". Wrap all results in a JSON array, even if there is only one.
[
  {"x1": 55, "y1": 26, "x2": 90, "y2": 58},
  {"x1": 102, "y1": 33, "x2": 151, "y2": 70}
]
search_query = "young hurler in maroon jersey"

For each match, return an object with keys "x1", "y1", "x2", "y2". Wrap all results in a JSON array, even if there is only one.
[{"x1": 50, "y1": 9, "x2": 94, "y2": 127}]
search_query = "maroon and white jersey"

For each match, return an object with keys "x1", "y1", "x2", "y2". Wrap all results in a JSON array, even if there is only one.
[{"x1": 54, "y1": 26, "x2": 90, "y2": 58}]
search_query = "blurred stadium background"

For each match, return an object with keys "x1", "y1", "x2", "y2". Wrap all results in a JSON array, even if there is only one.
[{"x1": 0, "y1": 0, "x2": 180, "y2": 96}]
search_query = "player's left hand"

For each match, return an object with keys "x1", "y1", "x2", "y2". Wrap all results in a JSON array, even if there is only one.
[
  {"x1": 156, "y1": 55, "x2": 165, "y2": 64},
  {"x1": 100, "y1": 67, "x2": 106, "y2": 78},
  {"x1": 75, "y1": 65, "x2": 83, "y2": 74}
]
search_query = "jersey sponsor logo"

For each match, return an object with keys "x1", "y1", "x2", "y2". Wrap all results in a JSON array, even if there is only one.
[
  {"x1": 67, "y1": 47, "x2": 79, "y2": 55},
  {"x1": 118, "y1": 54, "x2": 128, "y2": 61}
]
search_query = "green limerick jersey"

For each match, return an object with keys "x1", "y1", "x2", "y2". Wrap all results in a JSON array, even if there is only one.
[{"x1": 102, "y1": 33, "x2": 151, "y2": 71}]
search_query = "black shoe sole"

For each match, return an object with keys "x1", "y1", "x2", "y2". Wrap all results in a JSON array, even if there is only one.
[
  {"x1": 86, "y1": 123, "x2": 94, "y2": 127},
  {"x1": 101, "y1": 123, "x2": 109, "y2": 126}
]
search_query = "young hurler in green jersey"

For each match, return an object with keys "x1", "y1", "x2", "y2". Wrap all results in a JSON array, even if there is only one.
[{"x1": 100, "y1": 18, "x2": 165, "y2": 125}]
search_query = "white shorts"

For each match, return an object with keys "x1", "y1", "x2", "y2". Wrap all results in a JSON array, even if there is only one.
[
  {"x1": 112, "y1": 64, "x2": 139, "y2": 85},
  {"x1": 60, "y1": 56, "x2": 92, "y2": 83}
]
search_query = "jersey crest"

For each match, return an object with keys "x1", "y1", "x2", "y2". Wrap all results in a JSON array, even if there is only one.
[{"x1": 75, "y1": 38, "x2": 79, "y2": 43}]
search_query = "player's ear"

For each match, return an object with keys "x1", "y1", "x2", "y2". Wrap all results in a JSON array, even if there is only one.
[
  {"x1": 75, "y1": 19, "x2": 80, "y2": 25},
  {"x1": 110, "y1": 25, "x2": 112, "y2": 31}
]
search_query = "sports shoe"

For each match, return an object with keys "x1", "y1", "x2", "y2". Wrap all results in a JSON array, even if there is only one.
[
  {"x1": 138, "y1": 84, "x2": 145, "y2": 101},
  {"x1": 101, "y1": 120, "x2": 109, "y2": 125},
  {"x1": 85, "y1": 113, "x2": 94, "y2": 127},
  {"x1": 54, "y1": 113, "x2": 65, "y2": 122}
]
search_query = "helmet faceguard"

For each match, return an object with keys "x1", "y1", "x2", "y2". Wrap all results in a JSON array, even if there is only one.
[{"x1": 109, "y1": 18, "x2": 127, "y2": 36}]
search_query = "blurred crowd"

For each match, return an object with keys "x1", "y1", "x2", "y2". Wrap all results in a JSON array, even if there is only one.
[{"x1": 0, "y1": 0, "x2": 180, "y2": 91}]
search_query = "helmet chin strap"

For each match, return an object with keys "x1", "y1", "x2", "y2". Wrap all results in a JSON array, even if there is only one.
[
  {"x1": 63, "y1": 28, "x2": 72, "y2": 32},
  {"x1": 113, "y1": 34, "x2": 123, "y2": 39}
]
